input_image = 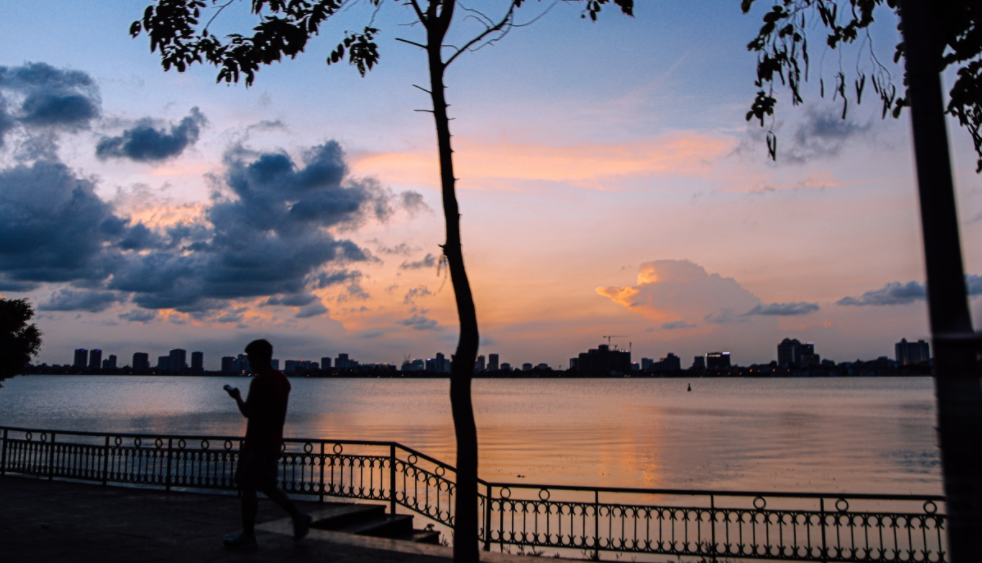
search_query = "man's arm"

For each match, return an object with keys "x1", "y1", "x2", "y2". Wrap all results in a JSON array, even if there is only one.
[{"x1": 225, "y1": 385, "x2": 255, "y2": 418}]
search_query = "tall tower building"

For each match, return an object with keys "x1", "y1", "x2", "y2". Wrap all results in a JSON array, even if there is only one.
[
  {"x1": 169, "y1": 349, "x2": 187, "y2": 372},
  {"x1": 191, "y1": 351, "x2": 204, "y2": 372},
  {"x1": 133, "y1": 352, "x2": 149, "y2": 371},
  {"x1": 88, "y1": 349, "x2": 102, "y2": 370},
  {"x1": 475, "y1": 355, "x2": 486, "y2": 372},
  {"x1": 74, "y1": 349, "x2": 88, "y2": 368},
  {"x1": 488, "y1": 353, "x2": 499, "y2": 371}
]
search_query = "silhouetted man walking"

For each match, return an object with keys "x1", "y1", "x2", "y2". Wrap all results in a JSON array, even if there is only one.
[{"x1": 223, "y1": 339, "x2": 311, "y2": 549}]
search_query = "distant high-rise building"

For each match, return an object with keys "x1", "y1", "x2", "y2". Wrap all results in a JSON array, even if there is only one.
[
  {"x1": 488, "y1": 354, "x2": 499, "y2": 371},
  {"x1": 500, "y1": 363, "x2": 512, "y2": 371},
  {"x1": 221, "y1": 356, "x2": 236, "y2": 373},
  {"x1": 169, "y1": 349, "x2": 187, "y2": 372},
  {"x1": 102, "y1": 355, "x2": 117, "y2": 370},
  {"x1": 777, "y1": 338, "x2": 799, "y2": 367},
  {"x1": 691, "y1": 355, "x2": 706, "y2": 372},
  {"x1": 896, "y1": 338, "x2": 931, "y2": 365},
  {"x1": 575, "y1": 344, "x2": 631, "y2": 374},
  {"x1": 74, "y1": 348, "x2": 88, "y2": 368},
  {"x1": 777, "y1": 339, "x2": 820, "y2": 368},
  {"x1": 157, "y1": 355, "x2": 170, "y2": 370},
  {"x1": 88, "y1": 349, "x2": 102, "y2": 370},
  {"x1": 237, "y1": 354, "x2": 250, "y2": 373},
  {"x1": 336, "y1": 353, "x2": 358, "y2": 369},
  {"x1": 706, "y1": 352, "x2": 731, "y2": 370},
  {"x1": 133, "y1": 352, "x2": 149, "y2": 371},
  {"x1": 321, "y1": 357, "x2": 332, "y2": 370},
  {"x1": 191, "y1": 351, "x2": 204, "y2": 372},
  {"x1": 475, "y1": 355, "x2": 486, "y2": 372},
  {"x1": 661, "y1": 353, "x2": 681, "y2": 371},
  {"x1": 569, "y1": 358, "x2": 578, "y2": 370},
  {"x1": 271, "y1": 359, "x2": 279, "y2": 370}
]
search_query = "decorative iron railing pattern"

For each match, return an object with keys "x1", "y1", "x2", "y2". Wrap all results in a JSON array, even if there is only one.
[{"x1": 0, "y1": 426, "x2": 945, "y2": 562}]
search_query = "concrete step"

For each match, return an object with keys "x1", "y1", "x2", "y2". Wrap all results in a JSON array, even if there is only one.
[
  {"x1": 329, "y1": 514, "x2": 415, "y2": 538},
  {"x1": 307, "y1": 501, "x2": 440, "y2": 544},
  {"x1": 393, "y1": 529, "x2": 442, "y2": 545},
  {"x1": 308, "y1": 502, "x2": 387, "y2": 529}
]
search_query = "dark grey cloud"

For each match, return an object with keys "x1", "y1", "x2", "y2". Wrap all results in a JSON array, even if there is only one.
[
  {"x1": 744, "y1": 302, "x2": 820, "y2": 316},
  {"x1": 295, "y1": 302, "x2": 328, "y2": 318},
  {"x1": 373, "y1": 241, "x2": 418, "y2": 256},
  {"x1": 400, "y1": 253, "x2": 438, "y2": 270},
  {"x1": 837, "y1": 275, "x2": 982, "y2": 306},
  {"x1": 0, "y1": 139, "x2": 405, "y2": 315},
  {"x1": 118, "y1": 309, "x2": 159, "y2": 324},
  {"x1": 403, "y1": 285, "x2": 433, "y2": 305},
  {"x1": 0, "y1": 62, "x2": 101, "y2": 147},
  {"x1": 0, "y1": 160, "x2": 120, "y2": 285},
  {"x1": 661, "y1": 320, "x2": 696, "y2": 330},
  {"x1": 787, "y1": 105, "x2": 872, "y2": 164},
  {"x1": 107, "y1": 142, "x2": 384, "y2": 311},
  {"x1": 837, "y1": 281, "x2": 926, "y2": 306},
  {"x1": 40, "y1": 289, "x2": 122, "y2": 312},
  {"x1": 396, "y1": 314, "x2": 440, "y2": 331},
  {"x1": 400, "y1": 190, "x2": 430, "y2": 216},
  {"x1": 313, "y1": 269, "x2": 362, "y2": 289},
  {"x1": 96, "y1": 107, "x2": 206, "y2": 163},
  {"x1": 263, "y1": 293, "x2": 318, "y2": 307}
]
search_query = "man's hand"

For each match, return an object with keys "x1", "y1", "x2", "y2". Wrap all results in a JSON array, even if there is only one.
[{"x1": 224, "y1": 385, "x2": 241, "y2": 400}]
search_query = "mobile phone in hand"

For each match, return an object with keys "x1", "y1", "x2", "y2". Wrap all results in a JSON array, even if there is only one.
[{"x1": 223, "y1": 384, "x2": 234, "y2": 393}]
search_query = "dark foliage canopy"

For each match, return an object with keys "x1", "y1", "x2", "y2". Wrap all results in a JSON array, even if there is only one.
[
  {"x1": 130, "y1": 1, "x2": 632, "y2": 85},
  {"x1": 742, "y1": 0, "x2": 982, "y2": 171},
  {"x1": 0, "y1": 297, "x2": 42, "y2": 383}
]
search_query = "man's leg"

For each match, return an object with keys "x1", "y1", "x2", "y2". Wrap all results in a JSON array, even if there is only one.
[
  {"x1": 241, "y1": 489, "x2": 259, "y2": 536},
  {"x1": 223, "y1": 488, "x2": 260, "y2": 549},
  {"x1": 260, "y1": 486, "x2": 312, "y2": 541}
]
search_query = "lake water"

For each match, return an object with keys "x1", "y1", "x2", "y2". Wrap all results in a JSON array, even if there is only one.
[{"x1": 0, "y1": 375, "x2": 941, "y2": 495}]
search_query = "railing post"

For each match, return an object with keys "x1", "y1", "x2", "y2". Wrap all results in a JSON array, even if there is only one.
[
  {"x1": 102, "y1": 435, "x2": 109, "y2": 486},
  {"x1": 594, "y1": 490, "x2": 600, "y2": 561},
  {"x1": 710, "y1": 494, "x2": 716, "y2": 560},
  {"x1": 484, "y1": 483, "x2": 493, "y2": 551},
  {"x1": 165, "y1": 438, "x2": 173, "y2": 492},
  {"x1": 319, "y1": 442, "x2": 325, "y2": 503},
  {"x1": 48, "y1": 432, "x2": 55, "y2": 481},
  {"x1": 820, "y1": 498, "x2": 828, "y2": 563},
  {"x1": 1, "y1": 428, "x2": 8, "y2": 476},
  {"x1": 389, "y1": 444, "x2": 397, "y2": 515}
]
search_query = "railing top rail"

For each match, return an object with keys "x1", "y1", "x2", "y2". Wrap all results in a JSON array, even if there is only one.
[
  {"x1": 0, "y1": 425, "x2": 945, "y2": 503},
  {"x1": 481, "y1": 481, "x2": 946, "y2": 502}
]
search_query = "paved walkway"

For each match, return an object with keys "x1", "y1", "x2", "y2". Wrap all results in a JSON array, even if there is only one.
[{"x1": 0, "y1": 476, "x2": 539, "y2": 563}]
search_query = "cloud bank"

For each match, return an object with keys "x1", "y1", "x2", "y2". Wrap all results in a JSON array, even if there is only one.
[
  {"x1": 837, "y1": 275, "x2": 982, "y2": 306},
  {"x1": 96, "y1": 107, "x2": 206, "y2": 162}
]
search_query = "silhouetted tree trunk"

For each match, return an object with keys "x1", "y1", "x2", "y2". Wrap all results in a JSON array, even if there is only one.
[
  {"x1": 898, "y1": 1, "x2": 982, "y2": 560},
  {"x1": 422, "y1": 3, "x2": 480, "y2": 561}
]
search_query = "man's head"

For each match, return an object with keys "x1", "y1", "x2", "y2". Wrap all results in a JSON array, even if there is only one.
[{"x1": 245, "y1": 339, "x2": 274, "y2": 371}]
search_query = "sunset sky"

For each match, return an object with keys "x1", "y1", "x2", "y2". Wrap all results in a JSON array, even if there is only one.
[{"x1": 1, "y1": 1, "x2": 980, "y2": 369}]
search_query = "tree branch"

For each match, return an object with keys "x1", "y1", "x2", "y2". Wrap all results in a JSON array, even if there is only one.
[
  {"x1": 408, "y1": 0, "x2": 428, "y2": 26},
  {"x1": 396, "y1": 36, "x2": 427, "y2": 49},
  {"x1": 444, "y1": 3, "x2": 515, "y2": 68}
]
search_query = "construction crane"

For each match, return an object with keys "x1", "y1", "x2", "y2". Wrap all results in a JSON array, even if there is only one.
[{"x1": 602, "y1": 335, "x2": 628, "y2": 348}]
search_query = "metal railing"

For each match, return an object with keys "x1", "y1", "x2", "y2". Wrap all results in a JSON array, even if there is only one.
[{"x1": 0, "y1": 426, "x2": 946, "y2": 562}]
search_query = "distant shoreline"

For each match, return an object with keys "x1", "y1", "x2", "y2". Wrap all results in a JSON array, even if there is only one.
[{"x1": 17, "y1": 368, "x2": 933, "y2": 379}]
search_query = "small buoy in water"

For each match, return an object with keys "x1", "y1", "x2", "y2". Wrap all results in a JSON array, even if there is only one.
[{"x1": 687, "y1": 383, "x2": 692, "y2": 392}]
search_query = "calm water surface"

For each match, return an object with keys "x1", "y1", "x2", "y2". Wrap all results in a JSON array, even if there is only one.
[{"x1": 0, "y1": 376, "x2": 940, "y2": 495}]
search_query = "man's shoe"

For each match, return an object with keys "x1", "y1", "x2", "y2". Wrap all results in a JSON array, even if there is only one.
[
  {"x1": 293, "y1": 513, "x2": 313, "y2": 542},
  {"x1": 223, "y1": 533, "x2": 258, "y2": 550}
]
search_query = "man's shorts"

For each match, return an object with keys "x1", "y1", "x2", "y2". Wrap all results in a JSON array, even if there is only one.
[{"x1": 235, "y1": 449, "x2": 280, "y2": 492}]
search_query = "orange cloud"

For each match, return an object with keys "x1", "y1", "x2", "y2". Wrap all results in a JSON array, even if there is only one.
[{"x1": 351, "y1": 132, "x2": 735, "y2": 191}]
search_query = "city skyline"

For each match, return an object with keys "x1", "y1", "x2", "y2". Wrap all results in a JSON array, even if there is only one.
[
  {"x1": 1, "y1": 2, "x2": 981, "y2": 368},
  {"x1": 54, "y1": 334, "x2": 928, "y2": 373}
]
